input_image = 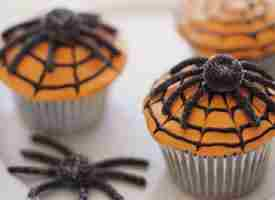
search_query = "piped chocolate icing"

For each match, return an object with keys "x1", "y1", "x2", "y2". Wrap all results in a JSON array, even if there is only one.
[
  {"x1": 0, "y1": 8, "x2": 121, "y2": 94},
  {"x1": 179, "y1": 0, "x2": 275, "y2": 59},
  {"x1": 144, "y1": 54, "x2": 275, "y2": 152}
]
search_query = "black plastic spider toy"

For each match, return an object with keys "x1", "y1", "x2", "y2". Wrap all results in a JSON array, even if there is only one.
[
  {"x1": 0, "y1": 8, "x2": 120, "y2": 73},
  {"x1": 8, "y1": 135, "x2": 149, "y2": 200},
  {"x1": 150, "y1": 54, "x2": 275, "y2": 127}
]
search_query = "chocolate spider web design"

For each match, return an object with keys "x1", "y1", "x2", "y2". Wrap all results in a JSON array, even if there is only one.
[
  {"x1": 204, "y1": 0, "x2": 269, "y2": 25},
  {"x1": 183, "y1": 1, "x2": 275, "y2": 55},
  {"x1": 183, "y1": 21, "x2": 275, "y2": 54},
  {"x1": 183, "y1": 35, "x2": 275, "y2": 58},
  {"x1": 0, "y1": 9, "x2": 122, "y2": 96},
  {"x1": 144, "y1": 81, "x2": 275, "y2": 151},
  {"x1": 2, "y1": 40, "x2": 119, "y2": 94}
]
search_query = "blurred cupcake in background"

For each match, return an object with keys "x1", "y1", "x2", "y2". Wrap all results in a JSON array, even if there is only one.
[
  {"x1": 143, "y1": 54, "x2": 275, "y2": 199},
  {"x1": 0, "y1": 8, "x2": 126, "y2": 134},
  {"x1": 177, "y1": 0, "x2": 275, "y2": 75}
]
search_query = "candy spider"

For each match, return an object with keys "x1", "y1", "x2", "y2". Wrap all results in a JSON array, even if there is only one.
[
  {"x1": 8, "y1": 135, "x2": 149, "y2": 200},
  {"x1": 0, "y1": 8, "x2": 120, "y2": 73},
  {"x1": 150, "y1": 54, "x2": 275, "y2": 128}
]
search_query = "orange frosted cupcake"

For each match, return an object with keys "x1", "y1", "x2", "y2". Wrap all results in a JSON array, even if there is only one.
[
  {"x1": 143, "y1": 54, "x2": 275, "y2": 199},
  {"x1": 177, "y1": 0, "x2": 275, "y2": 74},
  {"x1": 0, "y1": 8, "x2": 126, "y2": 134}
]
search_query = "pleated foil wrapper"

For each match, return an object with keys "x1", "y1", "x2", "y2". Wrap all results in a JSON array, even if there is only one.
[
  {"x1": 161, "y1": 143, "x2": 272, "y2": 199},
  {"x1": 13, "y1": 90, "x2": 107, "y2": 134}
]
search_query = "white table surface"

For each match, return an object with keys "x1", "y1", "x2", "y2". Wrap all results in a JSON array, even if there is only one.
[{"x1": 0, "y1": 11, "x2": 275, "y2": 200}]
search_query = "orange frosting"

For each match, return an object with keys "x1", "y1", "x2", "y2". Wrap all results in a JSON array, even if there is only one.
[
  {"x1": 143, "y1": 59, "x2": 275, "y2": 157},
  {"x1": 178, "y1": 0, "x2": 275, "y2": 60},
  {"x1": 0, "y1": 10, "x2": 127, "y2": 102},
  {"x1": 0, "y1": 41, "x2": 126, "y2": 101}
]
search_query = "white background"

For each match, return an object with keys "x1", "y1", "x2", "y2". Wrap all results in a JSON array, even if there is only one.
[
  {"x1": 0, "y1": 1, "x2": 275, "y2": 200},
  {"x1": 0, "y1": 0, "x2": 179, "y2": 34}
]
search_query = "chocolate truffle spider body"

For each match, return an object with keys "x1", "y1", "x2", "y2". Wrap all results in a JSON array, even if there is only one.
[{"x1": 8, "y1": 135, "x2": 149, "y2": 200}]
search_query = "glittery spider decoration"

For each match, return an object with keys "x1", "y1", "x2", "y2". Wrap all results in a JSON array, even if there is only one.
[{"x1": 8, "y1": 135, "x2": 149, "y2": 200}]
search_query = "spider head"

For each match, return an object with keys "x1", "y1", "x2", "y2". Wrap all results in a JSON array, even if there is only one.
[
  {"x1": 43, "y1": 8, "x2": 82, "y2": 42},
  {"x1": 203, "y1": 54, "x2": 243, "y2": 93},
  {"x1": 78, "y1": 13, "x2": 100, "y2": 28},
  {"x1": 57, "y1": 154, "x2": 90, "y2": 184}
]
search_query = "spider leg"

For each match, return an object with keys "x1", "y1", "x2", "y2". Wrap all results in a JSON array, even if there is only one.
[
  {"x1": 75, "y1": 37, "x2": 113, "y2": 68},
  {"x1": 45, "y1": 40, "x2": 57, "y2": 72},
  {"x1": 79, "y1": 13, "x2": 117, "y2": 36},
  {"x1": 31, "y1": 134, "x2": 73, "y2": 156},
  {"x1": 79, "y1": 13, "x2": 100, "y2": 20},
  {"x1": 170, "y1": 57, "x2": 208, "y2": 74},
  {"x1": 94, "y1": 158, "x2": 149, "y2": 169},
  {"x1": 150, "y1": 68, "x2": 203, "y2": 97},
  {"x1": 95, "y1": 170, "x2": 146, "y2": 187},
  {"x1": 181, "y1": 87, "x2": 204, "y2": 128},
  {"x1": 21, "y1": 149, "x2": 61, "y2": 165},
  {"x1": 79, "y1": 25, "x2": 121, "y2": 55},
  {"x1": 90, "y1": 180, "x2": 124, "y2": 200},
  {"x1": 97, "y1": 23, "x2": 118, "y2": 36},
  {"x1": 150, "y1": 76, "x2": 181, "y2": 97},
  {"x1": 162, "y1": 75, "x2": 203, "y2": 115},
  {"x1": 79, "y1": 13, "x2": 100, "y2": 27},
  {"x1": 8, "y1": 32, "x2": 48, "y2": 74},
  {"x1": 232, "y1": 89, "x2": 261, "y2": 126},
  {"x1": 240, "y1": 61, "x2": 274, "y2": 80},
  {"x1": 8, "y1": 166, "x2": 56, "y2": 176},
  {"x1": 244, "y1": 71, "x2": 275, "y2": 90},
  {"x1": 79, "y1": 187, "x2": 89, "y2": 200},
  {"x1": 162, "y1": 84, "x2": 183, "y2": 115},
  {"x1": 2, "y1": 18, "x2": 41, "y2": 41},
  {"x1": 242, "y1": 80, "x2": 275, "y2": 112},
  {"x1": 0, "y1": 27, "x2": 40, "y2": 60},
  {"x1": 28, "y1": 179, "x2": 64, "y2": 199}
]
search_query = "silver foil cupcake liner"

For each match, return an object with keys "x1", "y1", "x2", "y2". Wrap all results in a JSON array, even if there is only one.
[
  {"x1": 13, "y1": 90, "x2": 107, "y2": 134},
  {"x1": 161, "y1": 144, "x2": 272, "y2": 199}
]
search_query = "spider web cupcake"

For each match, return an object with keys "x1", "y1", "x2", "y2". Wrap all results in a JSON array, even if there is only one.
[
  {"x1": 0, "y1": 8, "x2": 127, "y2": 134},
  {"x1": 177, "y1": 0, "x2": 275, "y2": 75},
  {"x1": 143, "y1": 54, "x2": 275, "y2": 199}
]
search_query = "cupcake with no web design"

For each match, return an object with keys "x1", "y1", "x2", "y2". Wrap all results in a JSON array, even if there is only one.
[
  {"x1": 143, "y1": 54, "x2": 275, "y2": 199},
  {"x1": 0, "y1": 8, "x2": 126, "y2": 134}
]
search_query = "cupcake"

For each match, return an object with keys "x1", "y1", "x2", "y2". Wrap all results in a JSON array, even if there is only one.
[
  {"x1": 143, "y1": 54, "x2": 275, "y2": 199},
  {"x1": 0, "y1": 8, "x2": 126, "y2": 134},
  {"x1": 177, "y1": 0, "x2": 275, "y2": 75}
]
